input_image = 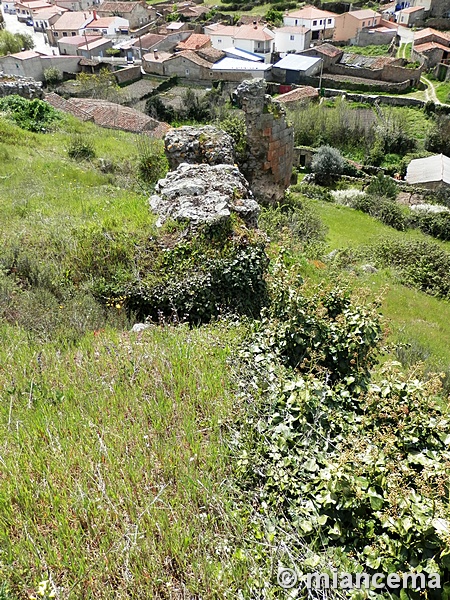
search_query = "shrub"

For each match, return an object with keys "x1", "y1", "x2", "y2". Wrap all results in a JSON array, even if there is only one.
[
  {"x1": 253, "y1": 280, "x2": 382, "y2": 386},
  {"x1": 0, "y1": 95, "x2": 60, "y2": 133},
  {"x1": 67, "y1": 134, "x2": 95, "y2": 160},
  {"x1": 43, "y1": 67, "x2": 62, "y2": 88},
  {"x1": 365, "y1": 171, "x2": 398, "y2": 199},
  {"x1": 408, "y1": 209, "x2": 450, "y2": 241},
  {"x1": 289, "y1": 182, "x2": 333, "y2": 202},
  {"x1": 370, "y1": 237, "x2": 450, "y2": 299},
  {"x1": 311, "y1": 145, "x2": 345, "y2": 185},
  {"x1": 217, "y1": 113, "x2": 247, "y2": 157},
  {"x1": 136, "y1": 136, "x2": 168, "y2": 184},
  {"x1": 258, "y1": 198, "x2": 327, "y2": 247},
  {"x1": 351, "y1": 195, "x2": 407, "y2": 230}
]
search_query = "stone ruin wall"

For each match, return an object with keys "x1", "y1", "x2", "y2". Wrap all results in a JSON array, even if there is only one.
[
  {"x1": 0, "y1": 74, "x2": 43, "y2": 99},
  {"x1": 234, "y1": 79, "x2": 294, "y2": 205}
]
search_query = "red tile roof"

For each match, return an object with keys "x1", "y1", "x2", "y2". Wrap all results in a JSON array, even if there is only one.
[
  {"x1": 69, "y1": 98, "x2": 170, "y2": 136},
  {"x1": 276, "y1": 86, "x2": 319, "y2": 103},
  {"x1": 176, "y1": 33, "x2": 211, "y2": 50}
]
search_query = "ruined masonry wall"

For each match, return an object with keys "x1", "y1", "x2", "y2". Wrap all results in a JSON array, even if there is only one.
[
  {"x1": 0, "y1": 73, "x2": 43, "y2": 99},
  {"x1": 235, "y1": 79, "x2": 294, "y2": 205}
]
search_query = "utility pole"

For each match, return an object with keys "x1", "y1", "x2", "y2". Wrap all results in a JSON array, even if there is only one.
[{"x1": 84, "y1": 29, "x2": 92, "y2": 59}]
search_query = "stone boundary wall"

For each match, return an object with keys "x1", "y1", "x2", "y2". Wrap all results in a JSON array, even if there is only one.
[
  {"x1": 299, "y1": 74, "x2": 411, "y2": 93},
  {"x1": 0, "y1": 74, "x2": 43, "y2": 99},
  {"x1": 114, "y1": 65, "x2": 142, "y2": 86}
]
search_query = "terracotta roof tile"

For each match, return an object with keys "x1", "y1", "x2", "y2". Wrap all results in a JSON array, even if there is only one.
[
  {"x1": 176, "y1": 33, "x2": 211, "y2": 50},
  {"x1": 276, "y1": 86, "x2": 319, "y2": 103}
]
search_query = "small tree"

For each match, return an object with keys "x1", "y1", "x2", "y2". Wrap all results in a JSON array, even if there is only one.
[
  {"x1": 44, "y1": 67, "x2": 62, "y2": 89},
  {"x1": 366, "y1": 171, "x2": 398, "y2": 200},
  {"x1": 311, "y1": 145, "x2": 344, "y2": 186}
]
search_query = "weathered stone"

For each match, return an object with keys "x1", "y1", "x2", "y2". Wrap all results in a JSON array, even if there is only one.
[
  {"x1": 233, "y1": 79, "x2": 294, "y2": 205},
  {"x1": 0, "y1": 73, "x2": 43, "y2": 99},
  {"x1": 164, "y1": 125, "x2": 235, "y2": 170},
  {"x1": 150, "y1": 163, "x2": 260, "y2": 228}
]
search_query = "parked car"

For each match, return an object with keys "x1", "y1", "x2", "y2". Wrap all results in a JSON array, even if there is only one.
[{"x1": 25, "y1": 18, "x2": 34, "y2": 26}]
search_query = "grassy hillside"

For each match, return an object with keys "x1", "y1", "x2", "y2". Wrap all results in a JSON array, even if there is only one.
[{"x1": 1, "y1": 102, "x2": 450, "y2": 598}]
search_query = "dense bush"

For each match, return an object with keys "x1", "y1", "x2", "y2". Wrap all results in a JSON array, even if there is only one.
[
  {"x1": 0, "y1": 95, "x2": 60, "y2": 133},
  {"x1": 234, "y1": 277, "x2": 450, "y2": 595},
  {"x1": 408, "y1": 209, "x2": 450, "y2": 242},
  {"x1": 352, "y1": 194, "x2": 407, "y2": 230},
  {"x1": 253, "y1": 280, "x2": 382, "y2": 386},
  {"x1": 370, "y1": 237, "x2": 450, "y2": 299},
  {"x1": 289, "y1": 182, "x2": 333, "y2": 202},
  {"x1": 311, "y1": 145, "x2": 345, "y2": 186},
  {"x1": 365, "y1": 171, "x2": 398, "y2": 200},
  {"x1": 258, "y1": 197, "x2": 327, "y2": 248}
]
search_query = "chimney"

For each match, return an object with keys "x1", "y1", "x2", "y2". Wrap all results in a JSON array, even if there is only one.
[
  {"x1": 253, "y1": 20, "x2": 257, "y2": 29},
  {"x1": 93, "y1": 9, "x2": 97, "y2": 19},
  {"x1": 153, "y1": 48, "x2": 158, "y2": 59}
]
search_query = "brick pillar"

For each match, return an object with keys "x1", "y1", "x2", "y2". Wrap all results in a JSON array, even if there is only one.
[{"x1": 235, "y1": 78, "x2": 294, "y2": 205}]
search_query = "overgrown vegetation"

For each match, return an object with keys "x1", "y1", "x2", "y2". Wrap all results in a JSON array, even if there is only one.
[
  {"x1": 1, "y1": 95, "x2": 450, "y2": 600},
  {"x1": 0, "y1": 95, "x2": 60, "y2": 132}
]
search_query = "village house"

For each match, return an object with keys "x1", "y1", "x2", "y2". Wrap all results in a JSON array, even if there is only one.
[
  {"x1": 2, "y1": 0, "x2": 17, "y2": 14},
  {"x1": 176, "y1": 3, "x2": 209, "y2": 22},
  {"x1": 83, "y1": 15, "x2": 129, "y2": 35},
  {"x1": 0, "y1": 50, "x2": 81, "y2": 80},
  {"x1": 46, "y1": 11, "x2": 95, "y2": 45},
  {"x1": 176, "y1": 33, "x2": 211, "y2": 52},
  {"x1": 413, "y1": 31, "x2": 450, "y2": 68},
  {"x1": 96, "y1": 1, "x2": 156, "y2": 31},
  {"x1": 272, "y1": 54, "x2": 322, "y2": 84},
  {"x1": 31, "y1": 5, "x2": 67, "y2": 32},
  {"x1": 162, "y1": 49, "x2": 214, "y2": 79},
  {"x1": 414, "y1": 27, "x2": 450, "y2": 47},
  {"x1": 130, "y1": 31, "x2": 191, "y2": 59},
  {"x1": 397, "y1": 6, "x2": 425, "y2": 26},
  {"x1": 283, "y1": 5, "x2": 337, "y2": 41},
  {"x1": 204, "y1": 22, "x2": 275, "y2": 62},
  {"x1": 273, "y1": 25, "x2": 311, "y2": 55},
  {"x1": 333, "y1": 9, "x2": 382, "y2": 43},
  {"x1": 299, "y1": 42, "x2": 343, "y2": 69},
  {"x1": 142, "y1": 49, "x2": 173, "y2": 75},
  {"x1": 58, "y1": 33, "x2": 112, "y2": 56},
  {"x1": 14, "y1": 0, "x2": 52, "y2": 22},
  {"x1": 51, "y1": 0, "x2": 100, "y2": 12}
]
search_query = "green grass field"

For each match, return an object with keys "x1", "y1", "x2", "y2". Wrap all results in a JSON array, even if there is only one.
[{"x1": 311, "y1": 199, "x2": 450, "y2": 368}]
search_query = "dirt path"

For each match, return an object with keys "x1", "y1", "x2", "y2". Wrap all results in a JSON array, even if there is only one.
[{"x1": 421, "y1": 75, "x2": 440, "y2": 104}]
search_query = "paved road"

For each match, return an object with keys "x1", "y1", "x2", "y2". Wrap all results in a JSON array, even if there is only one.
[{"x1": 1, "y1": 7, "x2": 57, "y2": 55}]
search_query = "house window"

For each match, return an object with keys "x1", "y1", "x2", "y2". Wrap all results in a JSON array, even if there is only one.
[
  {"x1": 327, "y1": 18, "x2": 331, "y2": 23},
  {"x1": 362, "y1": 21, "x2": 365, "y2": 26},
  {"x1": 295, "y1": 19, "x2": 298, "y2": 25},
  {"x1": 54, "y1": 31, "x2": 58, "y2": 36},
  {"x1": 63, "y1": 31, "x2": 68, "y2": 36},
  {"x1": 319, "y1": 19, "x2": 322, "y2": 24},
  {"x1": 71, "y1": 31, "x2": 76, "y2": 35},
  {"x1": 217, "y1": 38, "x2": 221, "y2": 43},
  {"x1": 290, "y1": 35, "x2": 295, "y2": 40},
  {"x1": 102, "y1": 29, "x2": 107, "y2": 33},
  {"x1": 312, "y1": 20, "x2": 317, "y2": 25},
  {"x1": 185, "y1": 68, "x2": 189, "y2": 75}
]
